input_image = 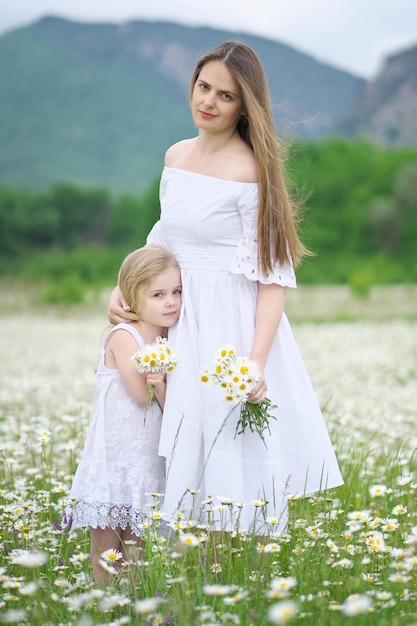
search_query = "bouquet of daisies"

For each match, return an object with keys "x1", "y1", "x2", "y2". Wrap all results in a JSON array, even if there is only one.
[
  {"x1": 131, "y1": 336, "x2": 177, "y2": 423},
  {"x1": 200, "y1": 345, "x2": 277, "y2": 447}
]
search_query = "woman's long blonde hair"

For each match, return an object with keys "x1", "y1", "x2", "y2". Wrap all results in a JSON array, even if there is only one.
[
  {"x1": 118, "y1": 245, "x2": 179, "y2": 314},
  {"x1": 190, "y1": 41, "x2": 309, "y2": 274}
]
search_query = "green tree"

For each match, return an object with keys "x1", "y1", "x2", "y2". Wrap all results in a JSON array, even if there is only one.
[
  {"x1": 45, "y1": 184, "x2": 111, "y2": 248},
  {"x1": 107, "y1": 176, "x2": 160, "y2": 247}
]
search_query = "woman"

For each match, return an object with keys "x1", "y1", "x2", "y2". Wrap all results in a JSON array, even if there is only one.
[{"x1": 109, "y1": 41, "x2": 343, "y2": 534}]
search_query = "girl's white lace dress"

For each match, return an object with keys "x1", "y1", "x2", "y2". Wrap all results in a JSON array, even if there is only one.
[
  {"x1": 64, "y1": 324, "x2": 165, "y2": 536},
  {"x1": 147, "y1": 167, "x2": 343, "y2": 534}
]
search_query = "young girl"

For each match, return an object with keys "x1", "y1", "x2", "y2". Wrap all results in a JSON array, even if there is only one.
[{"x1": 64, "y1": 245, "x2": 182, "y2": 584}]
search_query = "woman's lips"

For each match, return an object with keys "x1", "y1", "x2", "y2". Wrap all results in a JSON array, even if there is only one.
[{"x1": 199, "y1": 110, "x2": 216, "y2": 119}]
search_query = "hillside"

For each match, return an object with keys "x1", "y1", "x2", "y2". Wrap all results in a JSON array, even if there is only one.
[
  {"x1": 340, "y1": 44, "x2": 417, "y2": 147},
  {"x1": 0, "y1": 16, "x2": 362, "y2": 193}
]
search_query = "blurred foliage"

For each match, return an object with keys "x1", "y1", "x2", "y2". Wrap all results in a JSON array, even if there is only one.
[
  {"x1": 287, "y1": 138, "x2": 417, "y2": 285},
  {"x1": 0, "y1": 139, "x2": 416, "y2": 303}
]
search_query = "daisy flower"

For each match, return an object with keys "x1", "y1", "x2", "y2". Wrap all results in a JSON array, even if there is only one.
[
  {"x1": 326, "y1": 539, "x2": 339, "y2": 553},
  {"x1": 98, "y1": 560, "x2": 118, "y2": 576},
  {"x1": 200, "y1": 345, "x2": 277, "y2": 446},
  {"x1": 17, "y1": 582, "x2": 38, "y2": 596},
  {"x1": 381, "y1": 518, "x2": 399, "y2": 532},
  {"x1": 100, "y1": 548, "x2": 123, "y2": 563},
  {"x1": 10, "y1": 549, "x2": 48, "y2": 568},
  {"x1": 179, "y1": 533, "x2": 201, "y2": 547},
  {"x1": 269, "y1": 577, "x2": 297, "y2": 593},
  {"x1": 366, "y1": 531, "x2": 386, "y2": 553},
  {"x1": 134, "y1": 597, "x2": 166, "y2": 614},
  {"x1": 131, "y1": 336, "x2": 177, "y2": 423},
  {"x1": 392, "y1": 504, "x2": 407, "y2": 515},
  {"x1": 332, "y1": 558, "x2": 354, "y2": 569},
  {"x1": 252, "y1": 499, "x2": 266, "y2": 508},
  {"x1": 223, "y1": 589, "x2": 250, "y2": 605},
  {"x1": 341, "y1": 594, "x2": 372, "y2": 616},
  {"x1": 268, "y1": 600, "x2": 299, "y2": 624},
  {"x1": 388, "y1": 572, "x2": 411, "y2": 583},
  {"x1": 263, "y1": 542, "x2": 281, "y2": 554},
  {"x1": 202, "y1": 584, "x2": 237, "y2": 596},
  {"x1": 376, "y1": 591, "x2": 392, "y2": 601},
  {"x1": 396, "y1": 475, "x2": 412, "y2": 486},
  {"x1": 211, "y1": 562, "x2": 222, "y2": 573},
  {"x1": 216, "y1": 496, "x2": 236, "y2": 505},
  {"x1": 369, "y1": 484, "x2": 387, "y2": 497}
]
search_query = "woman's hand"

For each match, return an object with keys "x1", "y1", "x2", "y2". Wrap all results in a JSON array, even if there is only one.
[
  {"x1": 247, "y1": 368, "x2": 267, "y2": 404},
  {"x1": 108, "y1": 286, "x2": 139, "y2": 325}
]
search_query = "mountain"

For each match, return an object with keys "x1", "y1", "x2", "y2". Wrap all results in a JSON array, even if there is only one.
[
  {"x1": 0, "y1": 16, "x2": 364, "y2": 192},
  {"x1": 340, "y1": 44, "x2": 417, "y2": 147}
]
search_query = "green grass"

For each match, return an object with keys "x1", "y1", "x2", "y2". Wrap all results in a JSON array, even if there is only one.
[{"x1": 1, "y1": 438, "x2": 416, "y2": 624}]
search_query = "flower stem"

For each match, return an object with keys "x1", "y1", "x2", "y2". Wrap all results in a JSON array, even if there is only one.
[
  {"x1": 234, "y1": 397, "x2": 278, "y2": 448},
  {"x1": 144, "y1": 384, "x2": 155, "y2": 426}
]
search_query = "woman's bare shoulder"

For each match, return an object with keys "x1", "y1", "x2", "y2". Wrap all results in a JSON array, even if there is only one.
[
  {"x1": 226, "y1": 141, "x2": 258, "y2": 183},
  {"x1": 165, "y1": 138, "x2": 196, "y2": 167}
]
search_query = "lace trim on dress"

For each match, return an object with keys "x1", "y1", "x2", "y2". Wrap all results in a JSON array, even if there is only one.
[
  {"x1": 63, "y1": 501, "x2": 147, "y2": 537},
  {"x1": 229, "y1": 234, "x2": 297, "y2": 287}
]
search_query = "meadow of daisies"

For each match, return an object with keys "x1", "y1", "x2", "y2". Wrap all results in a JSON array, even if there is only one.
[{"x1": 1, "y1": 288, "x2": 417, "y2": 625}]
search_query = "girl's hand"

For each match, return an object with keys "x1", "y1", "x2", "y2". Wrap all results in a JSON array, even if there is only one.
[
  {"x1": 146, "y1": 372, "x2": 166, "y2": 388},
  {"x1": 146, "y1": 372, "x2": 167, "y2": 410},
  {"x1": 247, "y1": 369, "x2": 267, "y2": 404},
  {"x1": 108, "y1": 286, "x2": 139, "y2": 325}
]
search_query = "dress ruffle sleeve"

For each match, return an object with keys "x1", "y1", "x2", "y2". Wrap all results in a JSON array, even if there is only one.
[
  {"x1": 229, "y1": 185, "x2": 297, "y2": 288},
  {"x1": 146, "y1": 221, "x2": 170, "y2": 249},
  {"x1": 146, "y1": 173, "x2": 171, "y2": 249}
]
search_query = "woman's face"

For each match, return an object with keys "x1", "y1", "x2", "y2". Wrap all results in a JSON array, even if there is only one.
[{"x1": 191, "y1": 60, "x2": 245, "y2": 134}]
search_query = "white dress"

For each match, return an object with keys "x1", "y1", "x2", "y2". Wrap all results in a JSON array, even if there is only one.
[
  {"x1": 147, "y1": 167, "x2": 343, "y2": 534},
  {"x1": 64, "y1": 324, "x2": 165, "y2": 536}
]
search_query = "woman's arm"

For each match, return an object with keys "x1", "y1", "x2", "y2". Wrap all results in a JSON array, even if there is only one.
[
  {"x1": 248, "y1": 283, "x2": 286, "y2": 403},
  {"x1": 108, "y1": 286, "x2": 139, "y2": 325}
]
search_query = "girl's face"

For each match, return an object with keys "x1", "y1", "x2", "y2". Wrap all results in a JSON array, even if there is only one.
[
  {"x1": 191, "y1": 60, "x2": 245, "y2": 134},
  {"x1": 138, "y1": 266, "x2": 182, "y2": 330}
]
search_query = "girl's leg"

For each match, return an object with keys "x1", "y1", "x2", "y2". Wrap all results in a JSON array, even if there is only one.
[
  {"x1": 120, "y1": 526, "x2": 143, "y2": 564},
  {"x1": 89, "y1": 526, "x2": 122, "y2": 586}
]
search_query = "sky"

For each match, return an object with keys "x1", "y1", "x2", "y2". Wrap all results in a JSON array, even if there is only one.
[{"x1": 1, "y1": 1, "x2": 416, "y2": 79}]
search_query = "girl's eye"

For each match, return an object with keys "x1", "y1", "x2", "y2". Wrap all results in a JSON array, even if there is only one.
[
  {"x1": 174, "y1": 289, "x2": 182, "y2": 295},
  {"x1": 153, "y1": 292, "x2": 163, "y2": 298}
]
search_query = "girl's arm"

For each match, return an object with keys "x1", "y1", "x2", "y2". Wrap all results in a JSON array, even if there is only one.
[
  {"x1": 108, "y1": 286, "x2": 139, "y2": 325},
  {"x1": 106, "y1": 329, "x2": 153, "y2": 406},
  {"x1": 248, "y1": 283, "x2": 286, "y2": 403}
]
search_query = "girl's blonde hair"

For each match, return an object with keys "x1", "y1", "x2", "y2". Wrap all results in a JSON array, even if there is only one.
[
  {"x1": 118, "y1": 245, "x2": 179, "y2": 314},
  {"x1": 190, "y1": 41, "x2": 310, "y2": 274}
]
